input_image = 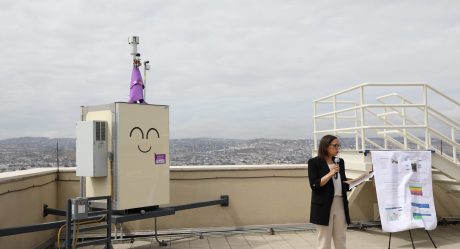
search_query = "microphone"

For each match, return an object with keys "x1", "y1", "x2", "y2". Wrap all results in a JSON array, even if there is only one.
[{"x1": 333, "y1": 157, "x2": 340, "y2": 179}]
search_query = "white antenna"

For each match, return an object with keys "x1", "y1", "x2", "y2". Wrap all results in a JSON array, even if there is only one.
[
  {"x1": 144, "y1": 61, "x2": 150, "y2": 101},
  {"x1": 128, "y1": 36, "x2": 139, "y2": 59},
  {"x1": 128, "y1": 36, "x2": 150, "y2": 103}
]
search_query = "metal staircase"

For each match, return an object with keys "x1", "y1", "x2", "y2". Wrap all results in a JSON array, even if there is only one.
[{"x1": 312, "y1": 83, "x2": 460, "y2": 217}]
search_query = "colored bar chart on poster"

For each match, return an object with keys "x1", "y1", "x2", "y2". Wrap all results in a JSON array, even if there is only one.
[{"x1": 371, "y1": 151, "x2": 437, "y2": 232}]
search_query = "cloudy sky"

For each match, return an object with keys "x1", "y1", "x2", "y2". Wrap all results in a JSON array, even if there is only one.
[{"x1": 0, "y1": 0, "x2": 459, "y2": 140}]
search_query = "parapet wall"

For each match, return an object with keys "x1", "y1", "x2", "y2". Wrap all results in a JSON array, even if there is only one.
[{"x1": 3, "y1": 165, "x2": 458, "y2": 248}]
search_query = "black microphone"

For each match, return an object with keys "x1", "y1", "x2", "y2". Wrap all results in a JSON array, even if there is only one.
[{"x1": 334, "y1": 157, "x2": 340, "y2": 179}]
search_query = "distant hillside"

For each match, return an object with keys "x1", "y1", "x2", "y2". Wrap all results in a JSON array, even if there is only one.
[
  {"x1": 0, "y1": 137, "x2": 76, "y2": 172},
  {"x1": 170, "y1": 138, "x2": 314, "y2": 165},
  {"x1": 0, "y1": 137, "x2": 76, "y2": 149},
  {"x1": 2, "y1": 136, "x2": 450, "y2": 172},
  {"x1": 0, "y1": 137, "x2": 314, "y2": 172}
]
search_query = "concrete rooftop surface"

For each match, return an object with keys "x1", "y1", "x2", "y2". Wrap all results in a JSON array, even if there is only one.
[{"x1": 79, "y1": 225, "x2": 460, "y2": 249}]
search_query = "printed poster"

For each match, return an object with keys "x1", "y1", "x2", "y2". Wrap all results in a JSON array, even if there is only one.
[{"x1": 371, "y1": 151, "x2": 437, "y2": 232}]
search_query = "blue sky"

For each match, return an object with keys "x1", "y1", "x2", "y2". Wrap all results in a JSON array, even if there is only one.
[{"x1": 0, "y1": 0, "x2": 459, "y2": 139}]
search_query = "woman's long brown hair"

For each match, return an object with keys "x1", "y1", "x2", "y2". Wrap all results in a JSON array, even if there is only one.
[{"x1": 317, "y1": 134, "x2": 338, "y2": 160}]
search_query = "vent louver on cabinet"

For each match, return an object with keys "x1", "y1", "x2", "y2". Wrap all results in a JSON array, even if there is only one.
[{"x1": 96, "y1": 121, "x2": 106, "y2": 141}]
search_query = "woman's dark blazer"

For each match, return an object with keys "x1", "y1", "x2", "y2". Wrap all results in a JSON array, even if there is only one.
[{"x1": 307, "y1": 156, "x2": 351, "y2": 226}]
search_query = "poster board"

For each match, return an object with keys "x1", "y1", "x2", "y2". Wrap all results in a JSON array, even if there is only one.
[{"x1": 371, "y1": 151, "x2": 437, "y2": 232}]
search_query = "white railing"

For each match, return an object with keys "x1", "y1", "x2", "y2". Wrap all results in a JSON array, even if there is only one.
[{"x1": 313, "y1": 83, "x2": 460, "y2": 164}]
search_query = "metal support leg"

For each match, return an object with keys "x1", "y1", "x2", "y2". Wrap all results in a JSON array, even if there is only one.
[
  {"x1": 154, "y1": 217, "x2": 167, "y2": 246},
  {"x1": 114, "y1": 223, "x2": 117, "y2": 240},
  {"x1": 425, "y1": 230, "x2": 437, "y2": 248},
  {"x1": 408, "y1": 230, "x2": 415, "y2": 249},
  {"x1": 43, "y1": 204, "x2": 66, "y2": 217},
  {"x1": 106, "y1": 196, "x2": 113, "y2": 249},
  {"x1": 66, "y1": 199, "x2": 72, "y2": 249},
  {"x1": 388, "y1": 232, "x2": 392, "y2": 249}
]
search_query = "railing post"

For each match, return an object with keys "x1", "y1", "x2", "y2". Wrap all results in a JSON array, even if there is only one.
[
  {"x1": 452, "y1": 127, "x2": 457, "y2": 163},
  {"x1": 333, "y1": 95, "x2": 337, "y2": 136},
  {"x1": 423, "y1": 85, "x2": 430, "y2": 149},
  {"x1": 384, "y1": 105, "x2": 388, "y2": 150},
  {"x1": 402, "y1": 97, "x2": 408, "y2": 149},
  {"x1": 360, "y1": 86, "x2": 365, "y2": 151},
  {"x1": 355, "y1": 105, "x2": 359, "y2": 150},
  {"x1": 313, "y1": 101, "x2": 317, "y2": 150}
]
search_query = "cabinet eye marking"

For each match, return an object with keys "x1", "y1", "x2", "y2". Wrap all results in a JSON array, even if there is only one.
[{"x1": 130, "y1": 127, "x2": 160, "y2": 153}]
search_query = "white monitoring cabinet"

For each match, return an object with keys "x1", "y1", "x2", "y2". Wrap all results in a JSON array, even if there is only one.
[
  {"x1": 79, "y1": 102, "x2": 170, "y2": 210},
  {"x1": 76, "y1": 120, "x2": 108, "y2": 177}
]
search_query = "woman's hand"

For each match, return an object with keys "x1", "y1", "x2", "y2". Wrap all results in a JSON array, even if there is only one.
[
  {"x1": 320, "y1": 165, "x2": 340, "y2": 186},
  {"x1": 343, "y1": 179, "x2": 355, "y2": 185},
  {"x1": 330, "y1": 164, "x2": 340, "y2": 176}
]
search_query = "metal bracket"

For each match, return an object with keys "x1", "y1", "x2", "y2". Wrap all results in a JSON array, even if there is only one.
[{"x1": 43, "y1": 204, "x2": 66, "y2": 217}]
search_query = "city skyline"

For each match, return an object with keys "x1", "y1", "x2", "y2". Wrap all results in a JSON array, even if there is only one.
[{"x1": 0, "y1": 137, "x2": 314, "y2": 172}]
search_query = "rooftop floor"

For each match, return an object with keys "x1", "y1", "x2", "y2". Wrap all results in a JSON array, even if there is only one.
[{"x1": 81, "y1": 225, "x2": 460, "y2": 249}]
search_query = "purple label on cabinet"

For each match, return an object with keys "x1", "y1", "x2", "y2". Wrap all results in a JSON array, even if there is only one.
[{"x1": 155, "y1": 154, "x2": 166, "y2": 164}]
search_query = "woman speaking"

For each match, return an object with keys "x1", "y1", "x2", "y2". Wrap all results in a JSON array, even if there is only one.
[{"x1": 308, "y1": 135, "x2": 351, "y2": 249}]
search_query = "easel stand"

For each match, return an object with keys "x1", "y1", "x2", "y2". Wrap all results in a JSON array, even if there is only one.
[{"x1": 388, "y1": 229, "x2": 437, "y2": 249}]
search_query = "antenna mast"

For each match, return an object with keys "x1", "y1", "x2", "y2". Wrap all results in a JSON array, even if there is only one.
[{"x1": 128, "y1": 36, "x2": 150, "y2": 103}]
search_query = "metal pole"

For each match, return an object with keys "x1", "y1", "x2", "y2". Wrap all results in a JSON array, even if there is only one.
[
  {"x1": 452, "y1": 128, "x2": 457, "y2": 163},
  {"x1": 154, "y1": 217, "x2": 167, "y2": 246},
  {"x1": 408, "y1": 230, "x2": 415, "y2": 249},
  {"x1": 313, "y1": 101, "x2": 317, "y2": 150},
  {"x1": 440, "y1": 140, "x2": 443, "y2": 155},
  {"x1": 402, "y1": 97, "x2": 408, "y2": 149},
  {"x1": 384, "y1": 105, "x2": 388, "y2": 150},
  {"x1": 114, "y1": 223, "x2": 117, "y2": 241},
  {"x1": 355, "y1": 104, "x2": 359, "y2": 150},
  {"x1": 425, "y1": 230, "x2": 437, "y2": 248},
  {"x1": 56, "y1": 140, "x2": 59, "y2": 174},
  {"x1": 333, "y1": 95, "x2": 337, "y2": 136},
  {"x1": 360, "y1": 86, "x2": 365, "y2": 151},
  {"x1": 143, "y1": 63, "x2": 147, "y2": 102},
  {"x1": 107, "y1": 196, "x2": 112, "y2": 248},
  {"x1": 80, "y1": 106, "x2": 86, "y2": 198},
  {"x1": 66, "y1": 199, "x2": 72, "y2": 249},
  {"x1": 423, "y1": 85, "x2": 429, "y2": 149},
  {"x1": 388, "y1": 232, "x2": 392, "y2": 249}
]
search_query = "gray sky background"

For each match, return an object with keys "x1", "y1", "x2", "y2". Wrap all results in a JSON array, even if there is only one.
[{"x1": 0, "y1": 0, "x2": 459, "y2": 139}]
